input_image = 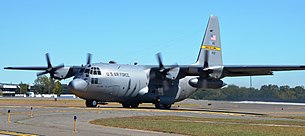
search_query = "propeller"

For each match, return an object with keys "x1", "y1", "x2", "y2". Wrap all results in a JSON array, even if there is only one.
[
  {"x1": 36, "y1": 53, "x2": 65, "y2": 78},
  {"x1": 36, "y1": 53, "x2": 64, "y2": 93},
  {"x1": 156, "y1": 53, "x2": 179, "y2": 76},
  {"x1": 155, "y1": 53, "x2": 180, "y2": 90}
]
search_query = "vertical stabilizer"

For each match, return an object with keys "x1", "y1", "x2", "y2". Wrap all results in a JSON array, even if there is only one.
[{"x1": 195, "y1": 15, "x2": 223, "y2": 67}]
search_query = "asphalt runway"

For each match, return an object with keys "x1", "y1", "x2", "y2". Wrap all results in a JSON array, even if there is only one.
[{"x1": 1, "y1": 99, "x2": 305, "y2": 136}]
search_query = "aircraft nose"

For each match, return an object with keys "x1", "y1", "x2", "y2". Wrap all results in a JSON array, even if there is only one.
[{"x1": 69, "y1": 79, "x2": 88, "y2": 92}]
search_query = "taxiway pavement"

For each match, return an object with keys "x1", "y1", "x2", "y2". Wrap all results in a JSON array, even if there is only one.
[{"x1": 1, "y1": 99, "x2": 305, "y2": 136}]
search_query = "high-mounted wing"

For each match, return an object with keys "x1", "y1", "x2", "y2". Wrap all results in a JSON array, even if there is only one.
[
  {"x1": 222, "y1": 65, "x2": 305, "y2": 77},
  {"x1": 160, "y1": 65, "x2": 305, "y2": 79},
  {"x1": 4, "y1": 53, "x2": 85, "y2": 80},
  {"x1": 4, "y1": 66, "x2": 48, "y2": 70}
]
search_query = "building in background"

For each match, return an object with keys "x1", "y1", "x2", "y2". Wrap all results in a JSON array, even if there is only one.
[
  {"x1": 0, "y1": 83, "x2": 71, "y2": 97},
  {"x1": 29, "y1": 84, "x2": 70, "y2": 94},
  {"x1": 0, "y1": 83, "x2": 19, "y2": 97}
]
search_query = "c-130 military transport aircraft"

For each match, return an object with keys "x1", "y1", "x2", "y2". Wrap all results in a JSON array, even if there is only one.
[{"x1": 5, "y1": 15, "x2": 305, "y2": 109}]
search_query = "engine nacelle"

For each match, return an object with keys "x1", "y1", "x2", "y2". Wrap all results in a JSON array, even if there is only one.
[
  {"x1": 188, "y1": 78, "x2": 226, "y2": 89},
  {"x1": 54, "y1": 67, "x2": 78, "y2": 80}
]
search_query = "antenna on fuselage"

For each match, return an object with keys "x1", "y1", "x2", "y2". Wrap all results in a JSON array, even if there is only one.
[{"x1": 109, "y1": 61, "x2": 116, "y2": 64}]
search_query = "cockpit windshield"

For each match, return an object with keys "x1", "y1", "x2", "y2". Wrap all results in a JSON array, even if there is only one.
[{"x1": 89, "y1": 67, "x2": 101, "y2": 75}]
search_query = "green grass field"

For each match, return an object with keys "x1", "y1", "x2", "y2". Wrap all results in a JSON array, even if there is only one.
[{"x1": 90, "y1": 116, "x2": 305, "y2": 136}]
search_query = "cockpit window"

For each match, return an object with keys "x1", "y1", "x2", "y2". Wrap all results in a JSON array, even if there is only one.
[{"x1": 89, "y1": 67, "x2": 102, "y2": 75}]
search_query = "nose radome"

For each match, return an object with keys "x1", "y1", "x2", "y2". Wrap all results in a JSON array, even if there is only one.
[{"x1": 69, "y1": 79, "x2": 88, "y2": 92}]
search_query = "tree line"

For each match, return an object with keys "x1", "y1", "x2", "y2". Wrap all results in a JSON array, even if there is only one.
[
  {"x1": 15, "y1": 75, "x2": 63, "y2": 95},
  {"x1": 190, "y1": 84, "x2": 305, "y2": 102},
  {"x1": 5, "y1": 76, "x2": 305, "y2": 102}
]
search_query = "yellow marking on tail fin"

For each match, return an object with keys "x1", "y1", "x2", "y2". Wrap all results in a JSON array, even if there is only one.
[{"x1": 201, "y1": 45, "x2": 221, "y2": 51}]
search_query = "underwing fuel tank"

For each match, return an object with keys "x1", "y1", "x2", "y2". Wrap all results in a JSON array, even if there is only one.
[{"x1": 188, "y1": 78, "x2": 226, "y2": 89}]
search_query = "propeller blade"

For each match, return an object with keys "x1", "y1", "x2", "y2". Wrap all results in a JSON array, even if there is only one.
[
  {"x1": 37, "y1": 71, "x2": 48, "y2": 76},
  {"x1": 87, "y1": 53, "x2": 92, "y2": 65},
  {"x1": 204, "y1": 50, "x2": 209, "y2": 68},
  {"x1": 156, "y1": 53, "x2": 164, "y2": 69},
  {"x1": 54, "y1": 64, "x2": 65, "y2": 70},
  {"x1": 161, "y1": 63, "x2": 179, "y2": 77},
  {"x1": 46, "y1": 53, "x2": 52, "y2": 68},
  {"x1": 167, "y1": 63, "x2": 179, "y2": 71}
]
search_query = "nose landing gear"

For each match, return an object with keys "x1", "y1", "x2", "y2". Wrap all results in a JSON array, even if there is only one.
[{"x1": 86, "y1": 99, "x2": 98, "y2": 107}]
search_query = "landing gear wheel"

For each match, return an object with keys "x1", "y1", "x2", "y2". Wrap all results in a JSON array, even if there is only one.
[
  {"x1": 122, "y1": 103, "x2": 139, "y2": 108},
  {"x1": 122, "y1": 103, "x2": 131, "y2": 108},
  {"x1": 154, "y1": 102, "x2": 172, "y2": 109},
  {"x1": 155, "y1": 102, "x2": 162, "y2": 109},
  {"x1": 163, "y1": 104, "x2": 171, "y2": 109},
  {"x1": 130, "y1": 103, "x2": 139, "y2": 108},
  {"x1": 86, "y1": 100, "x2": 98, "y2": 107}
]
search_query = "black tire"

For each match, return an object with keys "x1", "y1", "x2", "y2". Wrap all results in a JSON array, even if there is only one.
[
  {"x1": 130, "y1": 103, "x2": 139, "y2": 108},
  {"x1": 122, "y1": 103, "x2": 139, "y2": 108},
  {"x1": 86, "y1": 100, "x2": 98, "y2": 107},
  {"x1": 163, "y1": 104, "x2": 171, "y2": 109},
  {"x1": 155, "y1": 102, "x2": 171, "y2": 109},
  {"x1": 155, "y1": 102, "x2": 162, "y2": 109},
  {"x1": 122, "y1": 103, "x2": 131, "y2": 108}
]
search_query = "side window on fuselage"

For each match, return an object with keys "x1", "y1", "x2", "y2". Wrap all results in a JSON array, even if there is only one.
[{"x1": 91, "y1": 78, "x2": 98, "y2": 84}]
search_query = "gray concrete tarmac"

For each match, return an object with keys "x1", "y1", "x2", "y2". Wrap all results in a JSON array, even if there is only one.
[{"x1": 1, "y1": 99, "x2": 305, "y2": 136}]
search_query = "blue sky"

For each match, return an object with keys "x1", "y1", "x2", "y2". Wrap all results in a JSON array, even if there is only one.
[{"x1": 0, "y1": 0, "x2": 305, "y2": 88}]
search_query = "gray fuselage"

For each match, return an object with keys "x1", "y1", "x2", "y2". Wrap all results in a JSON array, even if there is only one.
[{"x1": 70, "y1": 63, "x2": 198, "y2": 104}]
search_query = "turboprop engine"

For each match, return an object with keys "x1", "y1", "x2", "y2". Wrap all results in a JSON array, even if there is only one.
[{"x1": 188, "y1": 78, "x2": 226, "y2": 89}]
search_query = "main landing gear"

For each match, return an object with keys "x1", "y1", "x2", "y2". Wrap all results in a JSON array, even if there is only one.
[
  {"x1": 154, "y1": 102, "x2": 171, "y2": 109},
  {"x1": 121, "y1": 103, "x2": 139, "y2": 108},
  {"x1": 86, "y1": 99, "x2": 98, "y2": 107}
]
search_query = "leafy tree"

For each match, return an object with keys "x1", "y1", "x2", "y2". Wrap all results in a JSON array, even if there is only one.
[
  {"x1": 34, "y1": 75, "x2": 64, "y2": 95},
  {"x1": 190, "y1": 84, "x2": 305, "y2": 102},
  {"x1": 259, "y1": 85, "x2": 280, "y2": 100},
  {"x1": 52, "y1": 81, "x2": 63, "y2": 95},
  {"x1": 293, "y1": 86, "x2": 305, "y2": 100},
  {"x1": 19, "y1": 82, "x2": 29, "y2": 94},
  {"x1": 34, "y1": 76, "x2": 52, "y2": 94}
]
